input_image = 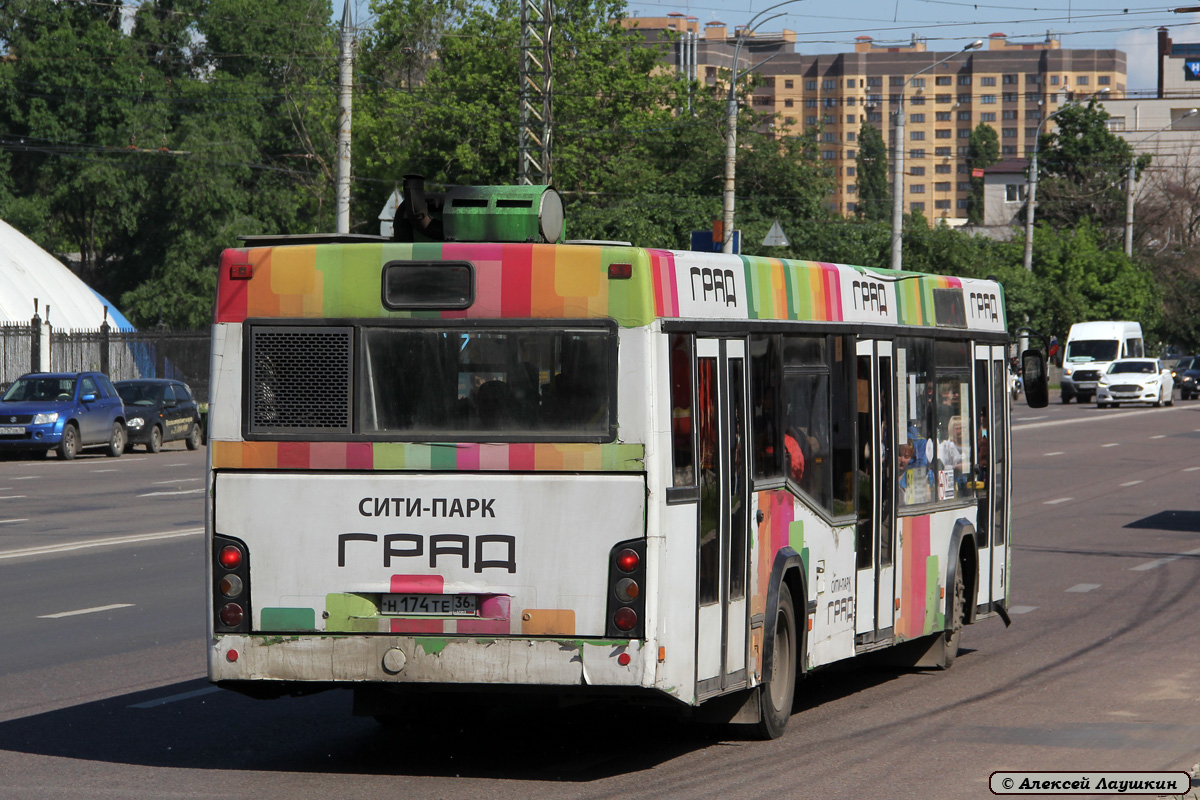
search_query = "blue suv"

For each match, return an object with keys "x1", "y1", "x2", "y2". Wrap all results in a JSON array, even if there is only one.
[{"x1": 0, "y1": 372, "x2": 127, "y2": 459}]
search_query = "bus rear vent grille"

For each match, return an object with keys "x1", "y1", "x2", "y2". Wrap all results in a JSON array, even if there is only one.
[{"x1": 249, "y1": 326, "x2": 352, "y2": 435}]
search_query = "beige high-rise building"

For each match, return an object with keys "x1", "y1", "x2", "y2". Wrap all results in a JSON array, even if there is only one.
[{"x1": 621, "y1": 15, "x2": 1127, "y2": 225}]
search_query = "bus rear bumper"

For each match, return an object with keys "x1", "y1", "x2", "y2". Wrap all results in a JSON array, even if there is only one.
[{"x1": 209, "y1": 634, "x2": 649, "y2": 689}]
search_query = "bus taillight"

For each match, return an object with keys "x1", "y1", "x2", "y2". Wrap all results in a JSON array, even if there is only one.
[
  {"x1": 219, "y1": 603, "x2": 245, "y2": 627},
  {"x1": 213, "y1": 534, "x2": 251, "y2": 634},
  {"x1": 606, "y1": 539, "x2": 647, "y2": 639},
  {"x1": 219, "y1": 545, "x2": 243, "y2": 569},
  {"x1": 613, "y1": 607, "x2": 638, "y2": 632},
  {"x1": 616, "y1": 548, "x2": 639, "y2": 573}
]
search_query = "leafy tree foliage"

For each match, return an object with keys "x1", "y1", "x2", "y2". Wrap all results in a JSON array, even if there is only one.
[
  {"x1": 854, "y1": 123, "x2": 889, "y2": 221},
  {"x1": 966, "y1": 122, "x2": 999, "y2": 224},
  {"x1": 0, "y1": 0, "x2": 1180, "y2": 345},
  {"x1": 1036, "y1": 98, "x2": 1150, "y2": 245}
]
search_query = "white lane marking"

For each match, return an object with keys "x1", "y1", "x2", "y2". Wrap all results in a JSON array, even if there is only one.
[
  {"x1": 1066, "y1": 583, "x2": 1101, "y2": 592},
  {"x1": 1013, "y1": 405, "x2": 1195, "y2": 432},
  {"x1": 39, "y1": 603, "x2": 134, "y2": 619},
  {"x1": 1129, "y1": 546, "x2": 1200, "y2": 572},
  {"x1": 1016, "y1": 415, "x2": 1048, "y2": 422},
  {"x1": 0, "y1": 496, "x2": 27, "y2": 500},
  {"x1": 129, "y1": 686, "x2": 221, "y2": 709},
  {"x1": 0, "y1": 528, "x2": 203, "y2": 561},
  {"x1": 1044, "y1": 451, "x2": 1065, "y2": 456},
  {"x1": 1102, "y1": 443, "x2": 1119, "y2": 448},
  {"x1": 137, "y1": 488, "x2": 204, "y2": 498},
  {"x1": 91, "y1": 469, "x2": 119, "y2": 473},
  {"x1": 1120, "y1": 480, "x2": 1144, "y2": 487},
  {"x1": 13, "y1": 476, "x2": 39, "y2": 480},
  {"x1": 1044, "y1": 497, "x2": 1073, "y2": 505},
  {"x1": 0, "y1": 518, "x2": 29, "y2": 524},
  {"x1": 152, "y1": 477, "x2": 201, "y2": 485},
  {"x1": 1151, "y1": 435, "x2": 1166, "y2": 440},
  {"x1": 1008, "y1": 606, "x2": 1038, "y2": 614},
  {"x1": 1186, "y1": 467, "x2": 1200, "y2": 473},
  {"x1": 164, "y1": 463, "x2": 189, "y2": 467}
]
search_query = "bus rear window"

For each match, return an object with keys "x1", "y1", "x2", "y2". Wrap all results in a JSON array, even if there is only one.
[{"x1": 357, "y1": 326, "x2": 614, "y2": 439}]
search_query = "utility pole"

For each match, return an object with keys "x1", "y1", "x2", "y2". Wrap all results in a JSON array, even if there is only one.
[
  {"x1": 519, "y1": 0, "x2": 553, "y2": 185},
  {"x1": 335, "y1": 0, "x2": 355, "y2": 234},
  {"x1": 890, "y1": 40, "x2": 982, "y2": 271},
  {"x1": 722, "y1": 0, "x2": 808, "y2": 254}
]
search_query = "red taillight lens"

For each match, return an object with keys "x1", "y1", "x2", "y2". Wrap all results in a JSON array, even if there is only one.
[
  {"x1": 616, "y1": 549, "x2": 639, "y2": 573},
  {"x1": 608, "y1": 263, "x2": 633, "y2": 279},
  {"x1": 615, "y1": 578, "x2": 640, "y2": 603},
  {"x1": 613, "y1": 607, "x2": 638, "y2": 632},
  {"x1": 219, "y1": 545, "x2": 243, "y2": 569},
  {"x1": 219, "y1": 603, "x2": 244, "y2": 627},
  {"x1": 219, "y1": 575, "x2": 244, "y2": 598}
]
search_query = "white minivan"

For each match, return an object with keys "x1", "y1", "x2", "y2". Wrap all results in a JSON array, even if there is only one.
[{"x1": 1060, "y1": 321, "x2": 1144, "y2": 403}]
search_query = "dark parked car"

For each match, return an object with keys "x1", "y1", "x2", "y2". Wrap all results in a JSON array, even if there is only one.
[
  {"x1": 114, "y1": 379, "x2": 203, "y2": 452},
  {"x1": 0, "y1": 372, "x2": 127, "y2": 459},
  {"x1": 1175, "y1": 355, "x2": 1200, "y2": 400}
]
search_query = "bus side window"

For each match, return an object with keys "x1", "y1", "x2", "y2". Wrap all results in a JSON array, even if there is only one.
[
  {"x1": 668, "y1": 333, "x2": 695, "y2": 488},
  {"x1": 750, "y1": 334, "x2": 782, "y2": 481}
]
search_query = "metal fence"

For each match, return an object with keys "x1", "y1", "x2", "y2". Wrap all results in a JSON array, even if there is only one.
[
  {"x1": 1, "y1": 325, "x2": 211, "y2": 403},
  {"x1": 0, "y1": 323, "x2": 34, "y2": 383}
]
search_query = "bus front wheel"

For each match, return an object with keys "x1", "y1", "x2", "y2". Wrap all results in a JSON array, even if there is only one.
[{"x1": 755, "y1": 590, "x2": 797, "y2": 739}]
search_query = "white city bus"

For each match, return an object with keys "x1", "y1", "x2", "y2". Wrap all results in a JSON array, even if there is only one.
[{"x1": 206, "y1": 182, "x2": 1038, "y2": 737}]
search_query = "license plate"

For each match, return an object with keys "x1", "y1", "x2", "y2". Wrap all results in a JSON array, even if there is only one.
[
  {"x1": 0, "y1": 426, "x2": 24, "y2": 435},
  {"x1": 380, "y1": 594, "x2": 477, "y2": 616}
]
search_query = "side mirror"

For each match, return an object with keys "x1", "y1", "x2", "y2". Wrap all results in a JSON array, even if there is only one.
[
  {"x1": 1022, "y1": 350, "x2": 1049, "y2": 408},
  {"x1": 81, "y1": 393, "x2": 97, "y2": 403}
]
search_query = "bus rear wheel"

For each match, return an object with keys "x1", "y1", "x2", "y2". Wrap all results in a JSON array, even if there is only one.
[
  {"x1": 754, "y1": 590, "x2": 797, "y2": 739},
  {"x1": 938, "y1": 569, "x2": 966, "y2": 670}
]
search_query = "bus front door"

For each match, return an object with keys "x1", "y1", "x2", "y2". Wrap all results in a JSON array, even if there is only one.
[
  {"x1": 854, "y1": 340, "x2": 896, "y2": 642},
  {"x1": 695, "y1": 338, "x2": 749, "y2": 699},
  {"x1": 973, "y1": 344, "x2": 1010, "y2": 612}
]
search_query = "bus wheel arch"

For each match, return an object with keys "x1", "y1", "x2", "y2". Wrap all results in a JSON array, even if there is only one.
[{"x1": 752, "y1": 548, "x2": 808, "y2": 739}]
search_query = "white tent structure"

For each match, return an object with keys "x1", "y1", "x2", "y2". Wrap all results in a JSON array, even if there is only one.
[{"x1": 0, "y1": 219, "x2": 132, "y2": 331}]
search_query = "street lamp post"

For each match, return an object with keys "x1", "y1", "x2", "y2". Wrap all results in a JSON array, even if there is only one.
[
  {"x1": 890, "y1": 40, "x2": 982, "y2": 271},
  {"x1": 1022, "y1": 88, "x2": 1110, "y2": 272},
  {"x1": 722, "y1": 0, "x2": 807, "y2": 254},
  {"x1": 1123, "y1": 108, "x2": 1198, "y2": 256}
]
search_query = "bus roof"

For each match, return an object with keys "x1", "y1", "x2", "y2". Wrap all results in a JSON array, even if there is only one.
[{"x1": 216, "y1": 241, "x2": 1006, "y2": 334}]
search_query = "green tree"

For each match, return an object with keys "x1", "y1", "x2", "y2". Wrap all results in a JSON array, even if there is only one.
[
  {"x1": 1030, "y1": 218, "x2": 1160, "y2": 339},
  {"x1": 1036, "y1": 98, "x2": 1150, "y2": 244},
  {"x1": 966, "y1": 122, "x2": 999, "y2": 224},
  {"x1": 855, "y1": 122, "x2": 889, "y2": 221},
  {"x1": 0, "y1": 0, "x2": 166, "y2": 302}
]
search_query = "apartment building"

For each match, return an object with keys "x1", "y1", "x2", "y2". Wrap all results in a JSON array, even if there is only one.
[{"x1": 621, "y1": 15, "x2": 1126, "y2": 224}]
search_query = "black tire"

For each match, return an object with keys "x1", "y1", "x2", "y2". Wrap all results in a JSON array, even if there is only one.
[
  {"x1": 754, "y1": 590, "x2": 798, "y2": 739},
  {"x1": 1061, "y1": 393, "x2": 1073, "y2": 404},
  {"x1": 147, "y1": 425, "x2": 163, "y2": 453},
  {"x1": 1097, "y1": 402, "x2": 1108, "y2": 409},
  {"x1": 185, "y1": 422, "x2": 202, "y2": 450},
  {"x1": 938, "y1": 568, "x2": 966, "y2": 670},
  {"x1": 57, "y1": 424, "x2": 79, "y2": 460},
  {"x1": 105, "y1": 422, "x2": 126, "y2": 458}
]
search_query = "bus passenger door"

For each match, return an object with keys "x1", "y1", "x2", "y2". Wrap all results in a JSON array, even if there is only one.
[
  {"x1": 695, "y1": 338, "x2": 749, "y2": 699},
  {"x1": 854, "y1": 340, "x2": 896, "y2": 641},
  {"x1": 973, "y1": 345, "x2": 1010, "y2": 611}
]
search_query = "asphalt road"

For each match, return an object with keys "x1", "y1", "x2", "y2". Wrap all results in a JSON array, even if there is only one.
[{"x1": 0, "y1": 401, "x2": 1198, "y2": 800}]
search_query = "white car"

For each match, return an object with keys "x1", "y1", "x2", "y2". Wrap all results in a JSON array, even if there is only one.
[{"x1": 1096, "y1": 358, "x2": 1175, "y2": 408}]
